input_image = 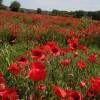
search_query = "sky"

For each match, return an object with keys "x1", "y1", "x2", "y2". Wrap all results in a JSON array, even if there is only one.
[{"x1": 3, "y1": 0, "x2": 100, "y2": 11}]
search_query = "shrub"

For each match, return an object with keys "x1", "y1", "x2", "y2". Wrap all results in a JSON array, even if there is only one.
[
  {"x1": 0, "y1": 0, "x2": 2, "y2": 5},
  {"x1": 9, "y1": 1, "x2": 21, "y2": 12},
  {"x1": 37, "y1": 8, "x2": 42, "y2": 14},
  {"x1": 51, "y1": 9, "x2": 59, "y2": 16}
]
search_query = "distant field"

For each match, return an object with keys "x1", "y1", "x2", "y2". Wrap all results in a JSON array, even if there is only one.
[{"x1": 0, "y1": 11, "x2": 100, "y2": 100}]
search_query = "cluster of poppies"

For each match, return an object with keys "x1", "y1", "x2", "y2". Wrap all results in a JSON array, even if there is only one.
[
  {"x1": 0, "y1": 30, "x2": 100, "y2": 99},
  {"x1": 0, "y1": 11, "x2": 100, "y2": 45},
  {"x1": 0, "y1": 73, "x2": 18, "y2": 99},
  {"x1": 0, "y1": 11, "x2": 100, "y2": 100}
]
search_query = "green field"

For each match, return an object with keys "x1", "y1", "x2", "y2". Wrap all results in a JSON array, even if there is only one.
[{"x1": 0, "y1": 11, "x2": 100, "y2": 100}]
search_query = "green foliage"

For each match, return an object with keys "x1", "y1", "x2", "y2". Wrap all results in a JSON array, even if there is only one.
[
  {"x1": 88, "y1": 11, "x2": 100, "y2": 20},
  {"x1": 0, "y1": 11, "x2": 100, "y2": 99},
  {"x1": 0, "y1": 42, "x2": 100, "y2": 99},
  {"x1": 51, "y1": 9, "x2": 59, "y2": 16},
  {"x1": 37, "y1": 8, "x2": 42, "y2": 14},
  {"x1": 37, "y1": 31, "x2": 67, "y2": 46},
  {"x1": 10, "y1": 1, "x2": 21, "y2": 12},
  {"x1": 0, "y1": 29, "x2": 13, "y2": 42},
  {"x1": 0, "y1": 0, "x2": 7, "y2": 10},
  {"x1": 80, "y1": 17, "x2": 92, "y2": 28},
  {"x1": 74, "y1": 11, "x2": 87, "y2": 18},
  {"x1": 0, "y1": 5, "x2": 7, "y2": 10},
  {"x1": 0, "y1": 0, "x2": 2, "y2": 4}
]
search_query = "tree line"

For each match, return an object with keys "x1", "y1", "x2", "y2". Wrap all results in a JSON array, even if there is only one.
[{"x1": 0, "y1": 0, "x2": 100, "y2": 20}]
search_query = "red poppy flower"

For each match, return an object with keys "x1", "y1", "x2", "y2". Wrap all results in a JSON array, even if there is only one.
[
  {"x1": 68, "y1": 31, "x2": 79, "y2": 38},
  {"x1": 0, "y1": 73, "x2": 5, "y2": 85},
  {"x1": 88, "y1": 55, "x2": 97, "y2": 63},
  {"x1": 69, "y1": 91, "x2": 83, "y2": 100},
  {"x1": 8, "y1": 63, "x2": 21, "y2": 77},
  {"x1": 79, "y1": 45, "x2": 87, "y2": 51},
  {"x1": 45, "y1": 41, "x2": 57, "y2": 51},
  {"x1": 45, "y1": 42, "x2": 61, "y2": 56},
  {"x1": 87, "y1": 88, "x2": 95, "y2": 97},
  {"x1": 0, "y1": 73, "x2": 5, "y2": 89},
  {"x1": 30, "y1": 62, "x2": 46, "y2": 70},
  {"x1": 50, "y1": 46, "x2": 61, "y2": 56},
  {"x1": 36, "y1": 84, "x2": 46, "y2": 91},
  {"x1": 31, "y1": 47, "x2": 46, "y2": 60},
  {"x1": 80, "y1": 81, "x2": 87, "y2": 88},
  {"x1": 0, "y1": 88, "x2": 18, "y2": 100},
  {"x1": 61, "y1": 59, "x2": 70, "y2": 66},
  {"x1": 87, "y1": 77, "x2": 100, "y2": 97},
  {"x1": 78, "y1": 60, "x2": 87, "y2": 69},
  {"x1": 65, "y1": 89, "x2": 72, "y2": 97},
  {"x1": 17, "y1": 55, "x2": 28, "y2": 67},
  {"x1": 29, "y1": 62, "x2": 46, "y2": 81},
  {"x1": 68, "y1": 38, "x2": 79, "y2": 50},
  {"x1": 29, "y1": 69, "x2": 46, "y2": 81},
  {"x1": 89, "y1": 77, "x2": 100, "y2": 94},
  {"x1": 53, "y1": 86, "x2": 67, "y2": 99}
]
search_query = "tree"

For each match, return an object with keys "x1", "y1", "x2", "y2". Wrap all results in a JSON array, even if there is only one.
[
  {"x1": 0, "y1": 0, "x2": 2, "y2": 5},
  {"x1": 10, "y1": 1, "x2": 21, "y2": 12},
  {"x1": 0, "y1": 0, "x2": 7, "y2": 10},
  {"x1": 74, "y1": 11, "x2": 86, "y2": 18},
  {"x1": 51, "y1": 9, "x2": 59, "y2": 16},
  {"x1": 37, "y1": 8, "x2": 42, "y2": 14}
]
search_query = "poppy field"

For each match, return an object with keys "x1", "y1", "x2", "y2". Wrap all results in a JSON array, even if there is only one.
[{"x1": 0, "y1": 11, "x2": 100, "y2": 100}]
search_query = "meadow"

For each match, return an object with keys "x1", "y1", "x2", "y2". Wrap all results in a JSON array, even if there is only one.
[{"x1": 0, "y1": 11, "x2": 100, "y2": 100}]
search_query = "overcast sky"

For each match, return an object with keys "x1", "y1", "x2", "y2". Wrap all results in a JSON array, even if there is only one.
[{"x1": 3, "y1": 0, "x2": 100, "y2": 11}]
